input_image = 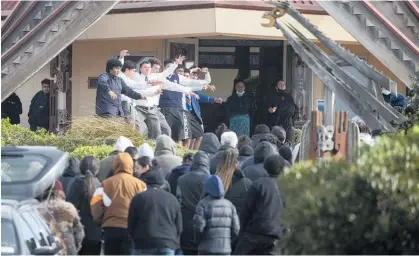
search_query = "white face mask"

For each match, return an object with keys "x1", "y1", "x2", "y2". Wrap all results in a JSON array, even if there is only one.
[{"x1": 236, "y1": 91, "x2": 245, "y2": 97}]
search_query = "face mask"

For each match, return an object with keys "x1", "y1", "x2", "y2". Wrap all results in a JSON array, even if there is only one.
[
  {"x1": 236, "y1": 91, "x2": 245, "y2": 97},
  {"x1": 382, "y1": 89, "x2": 391, "y2": 96}
]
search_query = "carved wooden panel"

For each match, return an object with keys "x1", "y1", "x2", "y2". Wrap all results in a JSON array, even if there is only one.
[{"x1": 291, "y1": 55, "x2": 313, "y2": 122}]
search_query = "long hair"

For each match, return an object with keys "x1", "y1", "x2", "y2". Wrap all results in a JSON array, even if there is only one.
[
  {"x1": 80, "y1": 156, "x2": 100, "y2": 201},
  {"x1": 216, "y1": 148, "x2": 239, "y2": 191}
]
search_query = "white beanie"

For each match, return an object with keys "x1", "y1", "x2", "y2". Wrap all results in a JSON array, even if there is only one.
[
  {"x1": 138, "y1": 143, "x2": 154, "y2": 158},
  {"x1": 221, "y1": 131, "x2": 238, "y2": 148},
  {"x1": 114, "y1": 136, "x2": 134, "y2": 152}
]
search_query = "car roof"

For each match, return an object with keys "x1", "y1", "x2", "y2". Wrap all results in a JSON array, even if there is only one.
[
  {"x1": 1, "y1": 146, "x2": 69, "y2": 200},
  {"x1": 1, "y1": 199, "x2": 39, "y2": 219}
]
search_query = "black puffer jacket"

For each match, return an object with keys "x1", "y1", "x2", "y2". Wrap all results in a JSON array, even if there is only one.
[
  {"x1": 242, "y1": 142, "x2": 277, "y2": 181},
  {"x1": 59, "y1": 157, "x2": 80, "y2": 196},
  {"x1": 210, "y1": 144, "x2": 236, "y2": 174},
  {"x1": 199, "y1": 133, "x2": 221, "y2": 158},
  {"x1": 177, "y1": 151, "x2": 211, "y2": 251},
  {"x1": 193, "y1": 175, "x2": 240, "y2": 255},
  {"x1": 225, "y1": 170, "x2": 252, "y2": 217}
]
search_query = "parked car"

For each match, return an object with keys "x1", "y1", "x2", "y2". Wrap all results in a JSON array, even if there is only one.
[{"x1": 1, "y1": 146, "x2": 69, "y2": 255}]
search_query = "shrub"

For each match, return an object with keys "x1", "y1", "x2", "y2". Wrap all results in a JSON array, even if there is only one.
[
  {"x1": 279, "y1": 160, "x2": 384, "y2": 254},
  {"x1": 70, "y1": 145, "x2": 114, "y2": 160}
]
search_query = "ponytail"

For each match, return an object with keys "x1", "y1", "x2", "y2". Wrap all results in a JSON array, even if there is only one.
[{"x1": 84, "y1": 170, "x2": 96, "y2": 201}]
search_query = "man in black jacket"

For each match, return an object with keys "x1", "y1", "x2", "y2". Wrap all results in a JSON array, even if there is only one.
[
  {"x1": 234, "y1": 154, "x2": 288, "y2": 255},
  {"x1": 28, "y1": 79, "x2": 51, "y2": 131},
  {"x1": 128, "y1": 168, "x2": 182, "y2": 255},
  {"x1": 1, "y1": 93, "x2": 22, "y2": 124}
]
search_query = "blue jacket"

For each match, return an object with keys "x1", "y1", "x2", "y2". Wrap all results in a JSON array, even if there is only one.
[
  {"x1": 95, "y1": 72, "x2": 142, "y2": 116},
  {"x1": 191, "y1": 92, "x2": 215, "y2": 121},
  {"x1": 389, "y1": 93, "x2": 407, "y2": 108},
  {"x1": 159, "y1": 74, "x2": 184, "y2": 110}
]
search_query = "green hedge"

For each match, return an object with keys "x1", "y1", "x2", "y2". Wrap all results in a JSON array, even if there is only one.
[
  {"x1": 1, "y1": 118, "x2": 191, "y2": 159},
  {"x1": 279, "y1": 126, "x2": 419, "y2": 254}
]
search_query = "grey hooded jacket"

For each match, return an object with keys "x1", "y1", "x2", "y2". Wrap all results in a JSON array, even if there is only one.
[
  {"x1": 176, "y1": 151, "x2": 211, "y2": 251},
  {"x1": 154, "y1": 135, "x2": 182, "y2": 176}
]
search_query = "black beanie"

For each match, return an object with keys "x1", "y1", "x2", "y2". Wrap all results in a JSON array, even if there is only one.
[
  {"x1": 255, "y1": 124, "x2": 270, "y2": 134},
  {"x1": 239, "y1": 145, "x2": 254, "y2": 157},
  {"x1": 140, "y1": 169, "x2": 165, "y2": 186},
  {"x1": 263, "y1": 154, "x2": 289, "y2": 177},
  {"x1": 278, "y1": 146, "x2": 292, "y2": 164}
]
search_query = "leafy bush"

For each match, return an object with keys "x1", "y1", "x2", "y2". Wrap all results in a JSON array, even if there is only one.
[
  {"x1": 279, "y1": 127, "x2": 419, "y2": 254},
  {"x1": 70, "y1": 145, "x2": 114, "y2": 160}
]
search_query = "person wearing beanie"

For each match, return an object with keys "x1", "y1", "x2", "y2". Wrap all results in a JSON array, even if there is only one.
[
  {"x1": 237, "y1": 135, "x2": 252, "y2": 151},
  {"x1": 278, "y1": 145, "x2": 293, "y2": 165},
  {"x1": 238, "y1": 145, "x2": 253, "y2": 165},
  {"x1": 234, "y1": 154, "x2": 286, "y2": 255},
  {"x1": 91, "y1": 152, "x2": 147, "y2": 255},
  {"x1": 193, "y1": 175, "x2": 240, "y2": 255},
  {"x1": 250, "y1": 124, "x2": 270, "y2": 149},
  {"x1": 128, "y1": 168, "x2": 182, "y2": 255},
  {"x1": 40, "y1": 180, "x2": 85, "y2": 255}
]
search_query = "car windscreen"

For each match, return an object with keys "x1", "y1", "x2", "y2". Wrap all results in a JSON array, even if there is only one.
[
  {"x1": 1, "y1": 154, "x2": 48, "y2": 182},
  {"x1": 1, "y1": 218, "x2": 20, "y2": 255}
]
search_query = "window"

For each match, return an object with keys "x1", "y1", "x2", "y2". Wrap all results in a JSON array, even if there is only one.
[
  {"x1": 1, "y1": 154, "x2": 48, "y2": 182},
  {"x1": 1, "y1": 219, "x2": 20, "y2": 255}
]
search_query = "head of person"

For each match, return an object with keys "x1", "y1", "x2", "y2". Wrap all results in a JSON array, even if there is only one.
[
  {"x1": 139, "y1": 61, "x2": 151, "y2": 76},
  {"x1": 125, "y1": 146, "x2": 140, "y2": 161},
  {"x1": 175, "y1": 65, "x2": 185, "y2": 76},
  {"x1": 41, "y1": 78, "x2": 51, "y2": 94},
  {"x1": 190, "y1": 71, "x2": 199, "y2": 80},
  {"x1": 263, "y1": 154, "x2": 289, "y2": 178},
  {"x1": 234, "y1": 80, "x2": 246, "y2": 97},
  {"x1": 114, "y1": 136, "x2": 134, "y2": 152},
  {"x1": 278, "y1": 146, "x2": 292, "y2": 165},
  {"x1": 136, "y1": 156, "x2": 152, "y2": 176},
  {"x1": 239, "y1": 145, "x2": 254, "y2": 157},
  {"x1": 276, "y1": 80, "x2": 286, "y2": 91},
  {"x1": 221, "y1": 131, "x2": 238, "y2": 148},
  {"x1": 237, "y1": 135, "x2": 252, "y2": 151},
  {"x1": 149, "y1": 58, "x2": 162, "y2": 73},
  {"x1": 254, "y1": 141, "x2": 278, "y2": 164},
  {"x1": 204, "y1": 175, "x2": 225, "y2": 199},
  {"x1": 138, "y1": 143, "x2": 154, "y2": 159},
  {"x1": 122, "y1": 60, "x2": 137, "y2": 79},
  {"x1": 106, "y1": 58, "x2": 123, "y2": 77},
  {"x1": 183, "y1": 68, "x2": 190, "y2": 78},
  {"x1": 215, "y1": 123, "x2": 229, "y2": 141},
  {"x1": 254, "y1": 124, "x2": 270, "y2": 135},
  {"x1": 182, "y1": 152, "x2": 194, "y2": 165},
  {"x1": 141, "y1": 160, "x2": 165, "y2": 188},
  {"x1": 79, "y1": 156, "x2": 100, "y2": 200},
  {"x1": 216, "y1": 148, "x2": 239, "y2": 192},
  {"x1": 163, "y1": 59, "x2": 174, "y2": 70},
  {"x1": 352, "y1": 116, "x2": 370, "y2": 134},
  {"x1": 112, "y1": 152, "x2": 134, "y2": 175},
  {"x1": 271, "y1": 126, "x2": 286, "y2": 143}
]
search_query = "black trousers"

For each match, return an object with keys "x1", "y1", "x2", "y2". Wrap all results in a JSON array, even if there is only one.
[
  {"x1": 78, "y1": 240, "x2": 101, "y2": 255},
  {"x1": 233, "y1": 232, "x2": 277, "y2": 255},
  {"x1": 103, "y1": 227, "x2": 132, "y2": 255}
]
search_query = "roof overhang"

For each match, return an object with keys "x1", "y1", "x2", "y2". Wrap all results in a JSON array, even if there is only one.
[{"x1": 77, "y1": 7, "x2": 357, "y2": 43}]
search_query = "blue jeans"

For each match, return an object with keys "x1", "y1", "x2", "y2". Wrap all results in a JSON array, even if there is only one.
[{"x1": 133, "y1": 248, "x2": 175, "y2": 255}]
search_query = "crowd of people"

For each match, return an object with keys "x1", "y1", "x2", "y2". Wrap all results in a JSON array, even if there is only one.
[{"x1": 44, "y1": 124, "x2": 293, "y2": 255}]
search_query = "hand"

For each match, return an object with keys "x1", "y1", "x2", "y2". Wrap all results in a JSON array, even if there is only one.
[
  {"x1": 214, "y1": 97, "x2": 222, "y2": 104},
  {"x1": 119, "y1": 50, "x2": 129, "y2": 57},
  {"x1": 204, "y1": 85, "x2": 216, "y2": 91},
  {"x1": 190, "y1": 67, "x2": 201, "y2": 73},
  {"x1": 155, "y1": 88, "x2": 162, "y2": 95},
  {"x1": 175, "y1": 55, "x2": 186, "y2": 64},
  {"x1": 108, "y1": 91, "x2": 117, "y2": 100},
  {"x1": 201, "y1": 67, "x2": 209, "y2": 73},
  {"x1": 268, "y1": 107, "x2": 277, "y2": 113},
  {"x1": 190, "y1": 92, "x2": 200, "y2": 100},
  {"x1": 151, "y1": 80, "x2": 162, "y2": 86}
]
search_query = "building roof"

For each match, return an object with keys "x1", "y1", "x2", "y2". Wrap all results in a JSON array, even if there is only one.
[
  {"x1": 111, "y1": 0, "x2": 326, "y2": 14},
  {"x1": 1, "y1": 0, "x2": 325, "y2": 14}
]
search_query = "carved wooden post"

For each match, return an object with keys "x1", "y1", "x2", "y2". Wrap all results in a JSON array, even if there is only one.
[{"x1": 298, "y1": 110, "x2": 359, "y2": 162}]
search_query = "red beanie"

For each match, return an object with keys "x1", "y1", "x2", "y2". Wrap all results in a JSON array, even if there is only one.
[{"x1": 54, "y1": 180, "x2": 64, "y2": 192}]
